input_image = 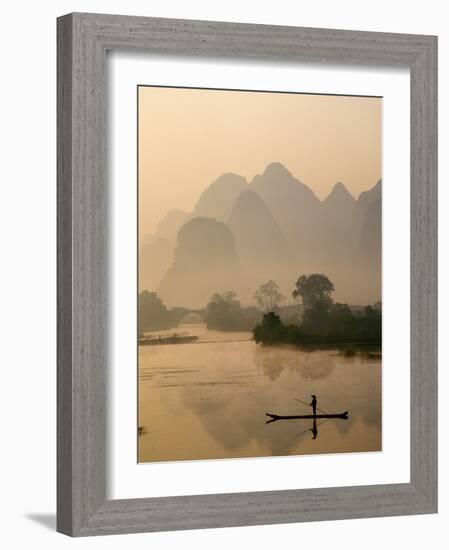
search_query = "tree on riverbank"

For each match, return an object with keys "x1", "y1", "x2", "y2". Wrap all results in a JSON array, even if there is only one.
[
  {"x1": 139, "y1": 291, "x2": 171, "y2": 332},
  {"x1": 293, "y1": 274, "x2": 334, "y2": 310},
  {"x1": 253, "y1": 274, "x2": 381, "y2": 345},
  {"x1": 205, "y1": 291, "x2": 262, "y2": 331},
  {"x1": 254, "y1": 280, "x2": 285, "y2": 312},
  {"x1": 206, "y1": 291, "x2": 240, "y2": 330},
  {"x1": 138, "y1": 291, "x2": 190, "y2": 333}
]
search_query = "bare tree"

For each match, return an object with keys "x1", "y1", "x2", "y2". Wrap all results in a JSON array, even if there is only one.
[{"x1": 254, "y1": 280, "x2": 285, "y2": 313}]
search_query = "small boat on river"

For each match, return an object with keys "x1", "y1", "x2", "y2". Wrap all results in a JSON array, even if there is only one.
[
  {"x1": 139, "y1": 334, "x2": 199, "y2": 346},
  {"x1": 265, "y1": 411, "x2": 348, "y2": 421}
]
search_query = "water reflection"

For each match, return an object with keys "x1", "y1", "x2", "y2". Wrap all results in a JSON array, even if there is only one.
[
  {"x1": 266, "y1": 408, "x2": 350, "y2": 451},
  {"x1": 138, "y1": 324, "x2": 381, "y2": 462},
  {"x1": 254, "y1": 346, "x2": 336, "y2": 381},
  {"x1": 297, "y1": 417, "x2": 320, "y2": 440}
]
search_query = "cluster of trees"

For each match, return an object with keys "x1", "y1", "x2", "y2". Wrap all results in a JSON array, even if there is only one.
[
  {"x1": 139, "y1": 288, "x2": 261, "y2": 334},
  {"x1": 205, "y1": 291, "x2": 260, "y2": 331},
  {"x1": 138, "y1": 291, "x2": 190, "y2": 333},
  {"x1": 139, "y1": 280, "x2": 289, "y2": 334},
  {"x1": 204, "y1": 280, "x2": 291, "y2": 331},
  {"x1": 139, "y1": 274, "x2": 381, "y2": 343},
  {"x1": 253, "y1": 274, "x2": 381, "y2": 345}
]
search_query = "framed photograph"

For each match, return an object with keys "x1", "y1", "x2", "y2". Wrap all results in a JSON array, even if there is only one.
[{"x1": 57, "y1": 13, "x2": 437, "y2": 536}]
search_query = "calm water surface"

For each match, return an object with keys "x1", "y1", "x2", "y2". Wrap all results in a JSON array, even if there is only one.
[{"x1": 138, "y1": 324, "x2": 381, "y2": 462}]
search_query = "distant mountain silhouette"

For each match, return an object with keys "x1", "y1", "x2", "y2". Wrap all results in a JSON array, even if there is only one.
[
  {"x1": 250, "y1": 162, "x2": 322, "y2": 268},
  {"x1": 350, "y1": 180, "x2": 382, "y2": 303},
  {"x1": 320, "y1": 182, "x2": 357, "y2": 267},
  {"x1": 152, "y1": 209, "x2": 189, "y2": 244},
  {"x1": 191, "y1": 173, "x2": 248, "y2": 221},
  {"x1": 158, "y1": 217, "x2": 243, "y2": 308},
  {"x1": 227, "y1": 189, "x2": 293, "y2": 298},
  {"x1": 358, "y1": 179, "x2": 381, "y2": 209},
  {"x1": 139, "y1": 238, "x2": 174, "y2": 293},
  {"x1": 139, "y1": 210, "x2": 188, "y2": 294},
  {"x1": 359, "y1": 198, "x2": 381, "y2": 257},
  {"x1": 352, "y1": 179, "x2": 381, "y2": 244},
  {"x1": 322, "y1": 182, "x2": 356, "y2": 213},
  {"x1": 355, "y1": 197, "x2": 382, "y2": 301},
  {"x1": 141, "y1": 165, "x2": 382, "y2": 307}
]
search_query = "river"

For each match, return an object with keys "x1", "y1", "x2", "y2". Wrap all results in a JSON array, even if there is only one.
[{"x1": 138, "y1": 324, "x2": 381, "y2": 462}]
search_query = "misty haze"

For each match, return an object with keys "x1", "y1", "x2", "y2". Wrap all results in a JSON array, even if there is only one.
[{"x1": 138, "y1": 86, "x2": 382, "y2": 463}]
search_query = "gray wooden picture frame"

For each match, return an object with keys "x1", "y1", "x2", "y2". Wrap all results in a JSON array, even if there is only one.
[{"x1": 57, "y1": 12, "x2": 438, "y2": 537}]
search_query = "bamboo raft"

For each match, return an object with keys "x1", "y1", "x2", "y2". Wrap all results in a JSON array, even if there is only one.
[
  {"x1": 265, "y1": 411, "x2": 349, "y2": 421},
  {"x1": 139, "y1": 335, "x2": 199, "y2": 346}
]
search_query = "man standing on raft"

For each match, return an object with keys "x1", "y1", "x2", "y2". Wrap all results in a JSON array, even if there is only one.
[{"x1": 309, "y1": 394, "x2": 318, "y2": 417}]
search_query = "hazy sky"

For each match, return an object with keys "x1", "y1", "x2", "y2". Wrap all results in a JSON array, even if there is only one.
[{"x1": 139, "y1": 86, "x2": 381, "y2": 238}]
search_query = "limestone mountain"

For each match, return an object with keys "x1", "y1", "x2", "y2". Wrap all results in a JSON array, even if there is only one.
[
  {"x1": 359, "y1": 198, "x2": 381, "y2": 260},
  {"x1": 139, "y1": 238, "x2": 174, "y2": 294},
  {"x1": 351, "y1": 181, "x2": 382, "y2": 303},
  {"x1": 320, "y1": 181, "x2": 357, "y2": 264},
  {"x1": 352, "y1": 179, "x2": 382, "y2": 247},
  {"x1": 357, "y1": 179, "x2": 381, "y2": 210},
  {"x1": 191, "y1": 173, "x2": 248, "y2": 221},
  {"x1": 250, "y1": 162, "x2": 322, "y2": 269},
  {"x1": 227, "y1": 189, "x2": 294, "y2": 298},
  {"x1": 143, "y1": 166, "x2": 382, "y2": 308},
  {"x1": 139, "y1": 209, "x2": 188, "y2": 294},
  {"x1": 152, "y1": 208, "x2": 189, "y2": 244},
  {"x1": 322, "y1": 182, "x2": 356, "y2": 218},
  {"x1": 158, "y1": 217, "x2": 243, "y2": 308}
]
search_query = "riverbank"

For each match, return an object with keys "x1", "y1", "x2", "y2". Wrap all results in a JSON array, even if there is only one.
[
  {"x1": 254, "y1": 340, "x2": 381, "y2": 359},
  {"x1": 253, "y1": 310, "x2": 381, "y2": 350},
  {"x1": 140, "y1": 323, "x2": 252, "y2": 346}
]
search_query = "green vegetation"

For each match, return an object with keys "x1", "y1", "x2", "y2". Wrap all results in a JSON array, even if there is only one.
[
  {"x1": 138, "y1": 288, "x2": 260, "y2": 334},
  {"x1": 138, "y1": 291, "x2": 190, "y2": 333},
  {"x1": 139, "y1": 274, "x2": 381, "y2": 345},
  {"x1": 205, "y1": 291, "x2": 259, "y2": 331},
  {"x1": 139, "y1": 291, "x2": 171, "y2": 332},
  {"x1": 253, "y1": 274, "x2": 381, "y2": 347},
  {"x1": 293, "y1": 273, "x2": 334, "y2": 310}
]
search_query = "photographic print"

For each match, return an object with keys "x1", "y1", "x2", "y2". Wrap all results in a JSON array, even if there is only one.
[{"x1": 138, "y1": 86, "x2": 382, "y2": 463}]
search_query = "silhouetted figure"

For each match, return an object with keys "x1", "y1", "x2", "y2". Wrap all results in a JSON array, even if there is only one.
[
  {"x1": 311, "y1": 418, "x2": 318, "y2": 439},
  {"x1": 309, "y1": 394, "x2": 317, "y2": 416}
]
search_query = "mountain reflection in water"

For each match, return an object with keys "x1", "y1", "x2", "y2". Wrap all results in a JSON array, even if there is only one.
[{"x1": 138, "y1": 324, "x2": 381, "y2": 462}]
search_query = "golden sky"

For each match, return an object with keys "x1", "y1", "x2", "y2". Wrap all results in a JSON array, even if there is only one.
[{"x1": 139, "y1": 86, "x2": 381, "y2": 238}]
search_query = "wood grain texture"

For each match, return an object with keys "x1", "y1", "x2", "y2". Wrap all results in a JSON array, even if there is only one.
[
  {"x1": 57, "y1": 13, "x2": 74, "y2": 536},
  {"x1": 57, "y1": 12, "x2": 438, "y2": 536}
]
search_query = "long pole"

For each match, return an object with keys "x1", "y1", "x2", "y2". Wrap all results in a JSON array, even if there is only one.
[{"x1": 294, "y1": 397, "x2": 329, "y2": 415}]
